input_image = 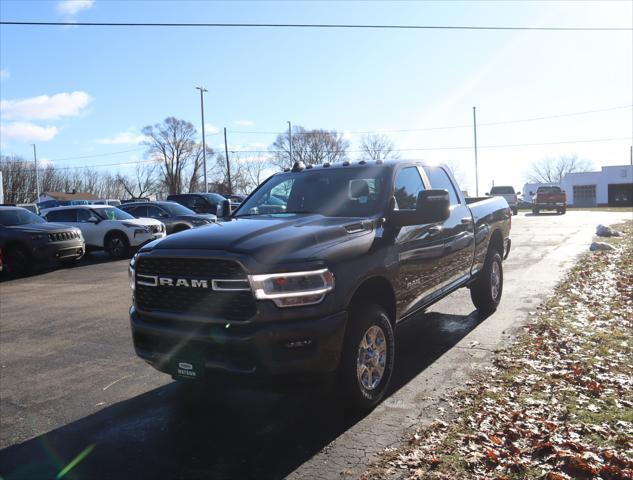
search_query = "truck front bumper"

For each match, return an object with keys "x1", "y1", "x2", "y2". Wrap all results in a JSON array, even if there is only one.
[{"x1": 130, "y1": 306, "x2": 347, "y2": 380}]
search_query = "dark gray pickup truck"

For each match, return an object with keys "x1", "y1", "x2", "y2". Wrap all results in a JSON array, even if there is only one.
[{"x1": 129, "y1": 160, "x2": 511, "y2": 410}]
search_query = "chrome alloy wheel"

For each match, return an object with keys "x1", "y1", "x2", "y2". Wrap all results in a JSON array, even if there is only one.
[
  {"x1": 491, "y1": 260, "x2": 501, "y2": 300},
  {"x1": 356, "y1": 325, "x2": 387, "y2": 391}
]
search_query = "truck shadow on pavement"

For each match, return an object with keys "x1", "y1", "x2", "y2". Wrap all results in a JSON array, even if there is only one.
[{"x1": 0, "y1": 310, "x2": 485, "y2": 480}]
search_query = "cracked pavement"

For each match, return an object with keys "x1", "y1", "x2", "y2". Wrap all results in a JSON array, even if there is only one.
[{"x1": 1, "y1": 211, "x2": 630, "y2": 479}]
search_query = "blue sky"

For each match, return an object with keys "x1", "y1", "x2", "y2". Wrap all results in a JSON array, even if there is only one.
[{"x1": 1, "y1": 0, "x2": 631, "y2": 194}]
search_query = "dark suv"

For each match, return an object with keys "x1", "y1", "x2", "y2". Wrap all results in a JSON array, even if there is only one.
[
  {"x1": 166, "y1": 193, "x2": 227, "y2": 215},
  {"x1": 120, "y1": 201, "x2": 216, "y2": 235},
  {"x1": 0, "y1": 206, "x2": 85, "y2": 276}
]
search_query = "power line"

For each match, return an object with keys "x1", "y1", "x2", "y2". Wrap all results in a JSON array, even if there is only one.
[
  {"x1": 1, "y1": 21, "x2": 630, "y2": 31},
  {"x1": 46, "y1": 147, "x2": 145, "y2": 162},
  {"x1": 4, "y1": 136, "x2": 630, "y2": 172},
  {"x1": 227, "y1": 105, "x2": 633, "y2": 136}
]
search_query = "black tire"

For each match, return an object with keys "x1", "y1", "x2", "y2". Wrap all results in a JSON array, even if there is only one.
[
  {"x1": 172, "y1": 225, "x2": 190, "y2": 234},
  {"x1": 559, "y1": 208, "x2": 566, "y2": 215},
  {"x1": 512, "y1": 207, "x2": 518, "y2": 216},
  {"x1": 3, "y1": 246, "x2": 31, "y2": 277},
  {"x1": 105, "y1": 232, "x2": 130, "y2": 259},
  {"x1": 338, "y1": 304, "x2": 395, "y2": 412},
  {"x1": 470, "y1": 251, "x2": 503, "y2": 316},
  {"x1": 532, "y1": 208, "x2": 539, "y2": 215}
]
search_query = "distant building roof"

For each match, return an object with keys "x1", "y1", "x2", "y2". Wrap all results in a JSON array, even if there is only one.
[{"x1": 43, "y1": 191, "x2": 99, "y2": 201}]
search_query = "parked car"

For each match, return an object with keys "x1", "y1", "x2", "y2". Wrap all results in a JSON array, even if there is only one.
[
  {"x1": 93, "y1": 199, "x2": 122, "y2": 207},
  {"x1": 166, "y1": 193, "x2": 228, "y2": 215},
  {"x1": 530, "y1": 186, "x2": 566, "y2": 215},
  {"x1": 42, "y1": 205, "x2": 165, "y2": 259},
  {"x1": 37, "y1": 199, "x2": 90, "y2": 211},
  {"x1": 129, "y1": 160, "x2": 511, "y2": 411},
  {"x1": 487, "y1": 186, "x2": 518, "y2": 215},
  {"x1": 120, "y1": 201, "x2": 216, "y2": 235},
  {"x1": 0, "y1": 206, "x2": 85, "y2": 276},
  {"x1": 225, "y1": 194, "x2": 247, "y2": 205}
]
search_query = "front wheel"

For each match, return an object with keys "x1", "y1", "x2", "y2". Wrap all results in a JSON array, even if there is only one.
[
  {"x1": 3, "y1": 246, "x2": 31, "y2": 277},
  {"x1": 470, "y1": 251, "x2": 503, "y2": 316},
  {"x1": 105, "y1": 233, "x2": 130, "y2": 259},
  {"x1": 338, "y1": 304, "x2": 395, "y2": 412},
  {"x1": 512, "y1": 207, "x2": 518, "y2": 216}
]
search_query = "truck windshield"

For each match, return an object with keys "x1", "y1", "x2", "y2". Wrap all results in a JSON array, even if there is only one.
[
  {"x1": 0, "y1": 208, "x2": 46, "y2": 226},
  {"x1": 235, "y1": 167, "x2": 389, "y2": 218},
  {"x1": 537, "y1": 186, "x2": 562, "y2": 193}
]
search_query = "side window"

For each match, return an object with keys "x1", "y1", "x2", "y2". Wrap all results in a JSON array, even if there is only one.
[
  {"x1": 49, "y1": 209, "x2": 77, "y2": 222},
  {"x1": 77, "y1": 209, "x2": 92, "y2": 222},
  {"x1": 423, "y1": 166, "x2": 460, "y2": 205},
  {"x1": 146, "y1": 206, "x2": 165, "y2": 218},
  {"x1": 132, "y1": 206, "x2": 148, "y2": 217},
  {"x1": 394, "y1": 167, "x2": 424, "y2": 209}
]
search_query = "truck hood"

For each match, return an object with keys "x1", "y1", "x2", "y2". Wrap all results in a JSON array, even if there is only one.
[{"x1": 149, "y1": 214, "x2": 376, "y2": 264}]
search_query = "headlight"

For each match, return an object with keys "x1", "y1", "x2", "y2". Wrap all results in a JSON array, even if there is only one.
[
  {"x1": 128, "y1": 254, "x2": 137, "y2": 290},
  {"x1": 248, "y1": 269, "x2": 334, "y2": 308},
  {"x1": 123, "y1": 222, "x2": 147, "y2": 231}
]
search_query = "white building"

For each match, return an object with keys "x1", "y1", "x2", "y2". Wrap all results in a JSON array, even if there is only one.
[{"x1": 562, "y1": 164, "x2": 633, "y2": 207}]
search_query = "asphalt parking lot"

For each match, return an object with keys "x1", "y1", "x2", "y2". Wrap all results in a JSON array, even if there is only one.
[{"x1": 0, "y1": 210, "x2": 630, "y2": 480}]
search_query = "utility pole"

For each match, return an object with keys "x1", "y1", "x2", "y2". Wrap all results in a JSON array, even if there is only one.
[
  {"x1": 287, "y1": 121, "x2": 293, "y2": 164},
  {"x1": 472, "y1": 107, "x2": 479, "y2": 197},
  {"x1": 224, "y1": 127, "x2": 232, "y2": 194},
  {"x1": 33, "y1": 144, "x2": 40, "y2": 201},
  {"x1": 195, "y1": 86, "x2": 208, "y2": 193}
]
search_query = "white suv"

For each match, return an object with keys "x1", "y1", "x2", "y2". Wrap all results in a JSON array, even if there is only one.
[{"x1": 43, "y1": 205, "x2": 165, "y2": 259}]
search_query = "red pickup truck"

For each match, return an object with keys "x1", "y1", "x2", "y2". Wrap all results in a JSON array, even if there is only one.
[{"x1": 531, "y1": 186, "x2": 566, "y2": 215}]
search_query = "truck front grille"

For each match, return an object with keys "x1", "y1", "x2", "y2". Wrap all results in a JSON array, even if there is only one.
[{"x1": 135, "y1": 257, "x2": 256, "y2": 321}]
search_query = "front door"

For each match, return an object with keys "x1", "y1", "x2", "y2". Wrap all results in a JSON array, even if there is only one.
[
  {"x1": 75, "y1": 208, "x2": 103, "y2": 246},
  {"x1": 392, "y1": 166, "x2": 446, "y2": 319}
]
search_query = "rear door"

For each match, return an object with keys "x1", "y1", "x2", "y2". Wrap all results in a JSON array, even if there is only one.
[
  {"x1": 392, "y1": 165, "x2": 446, "y2": 318},
  {"x1": 423, "y1": 166, "x2": 475, "y2": 289}
]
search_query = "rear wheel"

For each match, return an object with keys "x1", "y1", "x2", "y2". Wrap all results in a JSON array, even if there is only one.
[
  {"x1": 512, "y1": 207, "x2": 518, "y2": 216},
  {"x1": 105, "y1": 233, "x2": 130, "y2": 259},
  {"x1": 470, "y1": 251, "x2": 503, "y2": 316},
  {"x1": 338, "y1": 304, "x2": 395, "y2": 412},
  {"x1": 558, "y1": 208, "x2": 566, "y2": 215},
  {"x1": 532, "y1": 208, "x2": 539, "y2": 215}
]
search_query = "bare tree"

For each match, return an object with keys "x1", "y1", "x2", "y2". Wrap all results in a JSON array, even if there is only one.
[
  {"x1": 525, "y1": 154, "x2": 592, "y2": 184},
  {"x1": 210, "y1": 151, "x2": 251, "y2": 194},
  {"x1": 270, "y1": 126, "x2": 349, "y2": 168},
  {"x1": 359, "y1": 134, "x2": 400, "y2": 161},
  {"x1": 142, "y1": 117, "x2": 212, "y2": 195},
  {"x1": 117, "y1": 163, "x2": 157, "y2": 199},
  {"x1": 242, "y1": 154, "x2": 272, "y2": 191}
]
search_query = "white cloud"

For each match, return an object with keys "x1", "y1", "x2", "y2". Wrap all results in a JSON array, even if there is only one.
[
  {"x1": 97, "y1": 131, "x2": 146, "y2": 145},
  {"x1": 234, "y1": 120, "x2": 254, "y2": 127},
  {"x1": 57, "y1": 0, "x2": 95, "y2": 16},
  {"x1": 0, "y1": 122, "x2": 59, "y2": 142},
  {"x1": 0, "y1": 91, "x2": 92, "y2": 121},
  {"x1": 0, "y1": 69, "x2": 9, "y2": 81},
  {"x1": 204, "y1": 123, "x2": 220, "y2": 134}
]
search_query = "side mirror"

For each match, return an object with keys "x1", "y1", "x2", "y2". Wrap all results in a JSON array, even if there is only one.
[
  {"x1": 390, "y1": 189, "x2": 450, "y2": 227},
  {"x1": 217, "y1": 199, "x2": 232, "y2": 219},
  {"x1": 88, "y1": 216, "x2": 100, "y2": 224}
]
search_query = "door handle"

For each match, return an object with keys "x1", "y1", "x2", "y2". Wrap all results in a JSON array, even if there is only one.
[
  {"x1": 428, "y1": 225, "x2": 443, "y2": 237},
  {"x1": 461, "y1": 217, "x2": 472, "y2": 224}
]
